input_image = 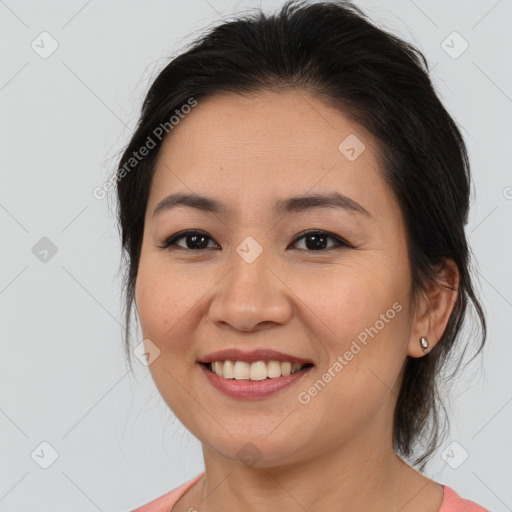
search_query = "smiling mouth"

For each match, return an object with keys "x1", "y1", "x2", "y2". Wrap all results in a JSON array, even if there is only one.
[{"x1": 202, "y1": 360, "x2": 314, "y2": 380}]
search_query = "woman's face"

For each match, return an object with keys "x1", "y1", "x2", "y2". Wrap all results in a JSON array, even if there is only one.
[{"x1": 135, "y1": 89, "x2": 420, "y2": 467}]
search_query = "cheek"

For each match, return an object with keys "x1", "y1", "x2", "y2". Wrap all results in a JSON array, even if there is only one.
[
  {"x1": 135, "y1": 259, "x2": 196, "y2": 349},
  {"x1": 135, "y1": 255, "x2": 227, "y2": 372},
  {"x1": 292, "y1": 258, "x2": 406, "y2": 348},
  {"x1": 291, "y1": 258, "x2": 411, "y2": 406},
  {"x1": 134, "y1": 260, "x2": 204, "y2": 413},
  {"x1": 295, "y1": 270, "x2": 409, "y2": 442}
]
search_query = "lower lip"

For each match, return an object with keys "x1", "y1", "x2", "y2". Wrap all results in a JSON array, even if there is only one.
[{"x1": 199, "y1": 363, "x2": 313, "y2": 399}]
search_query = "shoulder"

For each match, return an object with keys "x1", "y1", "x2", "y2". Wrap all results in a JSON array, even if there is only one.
[
  {"x1": 439, "y1": 485, "x2": 490, "y2": 512},
  {"x1": 130, "y1": 473, "x2": 205, "y2": 512}
]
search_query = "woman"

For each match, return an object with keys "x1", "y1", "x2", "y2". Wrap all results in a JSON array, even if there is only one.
[{"x1": 115, "y1": 1, "x2": 489, "y2": 510}]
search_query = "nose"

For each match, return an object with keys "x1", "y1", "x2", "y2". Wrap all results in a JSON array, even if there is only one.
[{"x1": 208, "y1": 247, "x2": 293, "y2": 332}]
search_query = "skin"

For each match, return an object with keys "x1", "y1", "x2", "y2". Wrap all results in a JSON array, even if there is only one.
[{"x1": 134, "y1": 89, "x2": 459, "y2": 512}]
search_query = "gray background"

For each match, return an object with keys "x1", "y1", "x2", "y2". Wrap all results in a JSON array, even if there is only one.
[{"x1": 1, "y1": 0, "x2": 511, "y2": 510}]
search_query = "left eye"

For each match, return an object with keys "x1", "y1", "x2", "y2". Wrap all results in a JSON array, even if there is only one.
[{"x1": 290, "y1": 230, "x2": 351, "y2": 251}]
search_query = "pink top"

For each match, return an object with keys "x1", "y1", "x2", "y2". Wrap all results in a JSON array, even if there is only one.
[{"x1": 130, "y1": 472, "x2": 490, "y2": 511}]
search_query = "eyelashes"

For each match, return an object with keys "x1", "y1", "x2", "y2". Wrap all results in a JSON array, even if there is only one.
[
  {"x1": 159, "y1": 230, "x2": 218, "y2": 251},
  {"x1": 157, "y1": 229, "x2": 353, "y2": 252}
]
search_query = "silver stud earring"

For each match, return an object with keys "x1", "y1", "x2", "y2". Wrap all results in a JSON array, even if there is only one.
[{"x1": 420, "y1": 336, "x2": 429, "y2": 352}]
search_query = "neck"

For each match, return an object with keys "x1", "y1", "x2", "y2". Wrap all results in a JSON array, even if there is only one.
[{"x1": 196, "y1": 435, "x2": 413, "y2": 512}]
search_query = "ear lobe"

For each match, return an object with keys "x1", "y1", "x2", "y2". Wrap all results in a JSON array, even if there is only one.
[{"x1": 407, "y1": 258, "x2": 460, "y2": 358}]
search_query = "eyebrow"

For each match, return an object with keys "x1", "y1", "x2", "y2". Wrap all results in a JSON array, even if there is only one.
[{"x1": 152, "y1": 191, "x2": 371, "y2": 219}]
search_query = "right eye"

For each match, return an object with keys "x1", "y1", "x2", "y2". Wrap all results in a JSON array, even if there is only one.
[{"x1": 158, "y1": 230, "x2": 220, "y2": 251}]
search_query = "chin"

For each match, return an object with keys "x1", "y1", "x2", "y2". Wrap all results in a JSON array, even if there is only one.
[{"x1": 199, "y1": 426, "x2": 313, "y2": 469}]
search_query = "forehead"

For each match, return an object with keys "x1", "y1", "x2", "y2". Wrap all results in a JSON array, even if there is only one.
[{"x1": 149, "y1": 89, "x2": 393, "y2": 217}]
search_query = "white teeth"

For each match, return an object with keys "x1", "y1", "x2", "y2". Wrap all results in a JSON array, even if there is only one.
[
  {"x1": 233, "y1": 361, "x2": 250, "y2": 380},
  {"x1": 208, "y1": 360, "x2": 307, "y2": 380},
  {"x1": 222, "y1": 360, "x2": 234, "y2": 379},
  {"x1": 267, "y1": 360, "x2": 282, "y2": 378},
  {"x1": 249, "y1": 361, "x2": 267, "y2": 380},
  {"x1": 212, "y1": 361, "x2": 223, "y2": 377},
  {"x1": 281, "y1": 362, "x2": 291, "y2": 376}
]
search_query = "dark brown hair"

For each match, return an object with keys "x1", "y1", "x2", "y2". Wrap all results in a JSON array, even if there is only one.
[{"x1": 113, "y1": 0, "x2": 486, "y2": 470}]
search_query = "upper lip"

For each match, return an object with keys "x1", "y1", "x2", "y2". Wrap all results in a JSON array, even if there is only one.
[{"x1": 198, "y1": 349, "x2": 314, "y2": 365}]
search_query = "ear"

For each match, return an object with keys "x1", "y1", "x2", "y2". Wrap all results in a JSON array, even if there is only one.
[{"x1": 408, "y1": 258, "x2": 459, "y2": 358}]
